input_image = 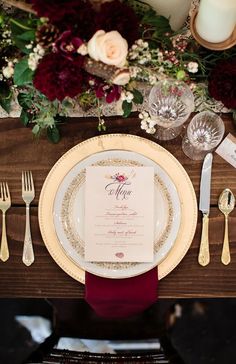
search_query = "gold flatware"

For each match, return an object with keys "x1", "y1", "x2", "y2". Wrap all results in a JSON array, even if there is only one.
[
  {"x1": 218, "y1": 188, "x2": 235, "y2": 265},
  {"x1": 0, "y1": 182, "x2": 11, "y2": 262},
  {"x1": 198, "y1": 153, "x2": 213, "y2": 266},
  {"x1": 22, "y1": 171, "x2": 35, "y2": 266}
]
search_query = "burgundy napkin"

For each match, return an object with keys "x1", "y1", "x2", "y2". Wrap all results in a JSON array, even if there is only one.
[{"x1": 85, "y1": 267, "x2": 158, "y2": 319}]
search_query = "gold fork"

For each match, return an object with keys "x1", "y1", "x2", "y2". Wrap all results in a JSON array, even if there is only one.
[
  {"x1": 22, "y1": 171, "x2": 35, "y2": 266},
  {"x1": 0, "y1": 182, "x2": 11, "y2": 262}
]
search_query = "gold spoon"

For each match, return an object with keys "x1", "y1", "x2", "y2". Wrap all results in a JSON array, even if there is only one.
[{"x1": 218, "y1": 189, "x2": 235, "y2": 265}]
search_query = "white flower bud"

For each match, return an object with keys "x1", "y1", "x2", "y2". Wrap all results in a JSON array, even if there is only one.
[
  {"x1": 146, "y1": 127, "x2": 155, "y2": 134},
  {"x1": 148, "y1": 120, "x2": 157, "y2": 128},
  {"x1": 77, "y1": 44, "x2": 88, "y2": 56},
  {"x1": 187, "y1": 61, "x2": 198, "y2": 73},
  {"x1": 2, "y1": 65, "x2": 14, "y2": 78}
]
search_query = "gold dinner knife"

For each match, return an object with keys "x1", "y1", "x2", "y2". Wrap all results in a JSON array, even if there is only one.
[{"x1": 198, "y1": 153, "x2": 213, "y2": 266}]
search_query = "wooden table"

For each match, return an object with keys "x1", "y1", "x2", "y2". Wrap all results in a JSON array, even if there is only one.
[{"x1": 0, "y1": 114, "x2": 235, "y2": 298}]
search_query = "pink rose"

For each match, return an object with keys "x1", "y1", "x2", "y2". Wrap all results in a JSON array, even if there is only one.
[{"x1": 87, "y1": 30, "x2": 128, "y2": 68}]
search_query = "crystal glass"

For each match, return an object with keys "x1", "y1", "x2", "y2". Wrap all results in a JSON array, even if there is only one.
[
  {"x1": 182, "y1": 111, "x2": 225, "y2": 160},
  {"x1": 148, "y1": 79, "x2": 195, "y2": 140}
]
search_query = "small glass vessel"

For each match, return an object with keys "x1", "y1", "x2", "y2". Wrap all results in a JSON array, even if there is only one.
[
  {"x1": 182, "y1": 111, "x2": 225, "y2": 160},
  {"x1": 148, "y1": 79, "x2": 195, "y2": 140}
]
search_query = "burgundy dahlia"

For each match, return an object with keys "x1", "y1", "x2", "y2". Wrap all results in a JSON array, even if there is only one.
[
  {"x1": 96, "y1": 0, "x2": 139, "y2": 46},
  {"x1": 31, "y1": 0, "x2": 96, "y2": 39},
  {"x1": 208, "y1": 58, "x2": 236, "y2": 109},
  {"x1": 33, "y1": 53, "x2": 84, "y2": 101}
]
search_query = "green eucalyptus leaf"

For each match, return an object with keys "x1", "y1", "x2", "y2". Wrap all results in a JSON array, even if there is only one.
[
  {"x1": 32, "y1": 124, "x2": 40, "y2": 135},
  {"x1": 17, "y1": 30, "x2": 35, "y2": 41},
  {"x1": 18, "y1": 92, "x2": 32, "y2": 109},
  {"x1": 20, "y1": 109, "x2": 30, "y2": 126},
  {"x1": 142, "y1": 9, "x2": 171, "y2": 29},
  {"x1": 10, "y1": 18, "x2": 34, "y2": 32},
  {"x1": 142, "y1": 9, "x2": 172, "y2": 42},
  {"x1": 0, "y1": 14, "x2": 4, "y2": 26},
  {"x1": 0, "y1": 97, "x2": 11, "y2": 113},
  {"x1": 10, "y1": 19, "x2": 35, "y2": 53},
  {"x1": 0, "y1": 81, "x2": 12, "y2": 113},
  {"x1": 122, "y1": 100, "x2": 132, "y2": 118},
  {"x1": 132, "y1": 89, "x2": 143, "y2": 104},
  {"x1": 47, "y1": 126, "x2": 60, "y2": 144},
  {"x1": 14, "y1": 58, "x2": 33, "y2": 86}
]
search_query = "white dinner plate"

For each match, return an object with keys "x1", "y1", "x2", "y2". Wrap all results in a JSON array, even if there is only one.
[{"x1": 53, "y1": 150, "x2": 181, "y2": 279}]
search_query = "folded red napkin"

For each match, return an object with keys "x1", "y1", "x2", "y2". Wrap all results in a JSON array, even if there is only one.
[{"x1": 85, "y1": 267, "x2": 158, "y2": 319}]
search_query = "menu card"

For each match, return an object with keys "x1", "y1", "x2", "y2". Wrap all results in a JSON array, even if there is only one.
[{"x1": 84, "y1": 166, "x2": 154, "y2": 262}]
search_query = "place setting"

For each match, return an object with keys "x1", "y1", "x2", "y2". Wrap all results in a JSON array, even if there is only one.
[
  {"x1": 0, "y1": 0, "x2": 235, "y2": 321},
  {"x1": 37, "y1": 134, "x2": 198, "y2": 317}
]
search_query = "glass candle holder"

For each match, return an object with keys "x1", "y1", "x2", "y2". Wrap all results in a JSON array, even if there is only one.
[
  {"x1": 148, "y1": 80, "x2": 195, "y2": 140},
  {"x1": 182, "y1": 111, "x2": 225, "y2": 160}
]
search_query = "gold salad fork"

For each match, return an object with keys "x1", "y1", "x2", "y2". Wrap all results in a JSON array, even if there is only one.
[
  {"x1": 22, "y1": 171, "x2": 35, "y2": 266},
  {"x1": 0, "y1": 182, "x2": 11, "y2": 262}
]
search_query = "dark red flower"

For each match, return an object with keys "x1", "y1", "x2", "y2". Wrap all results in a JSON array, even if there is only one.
[
  {"x1": 31, "y1": 0, "x2": 96, "y2": 39},
  {"x1": 95, "y1": 83, "x2": 121, "y2": 103},
  {"x1": 116, "y1": 174, "x2": 126, "y2": 182},
  {"x1": 208, "y1": 58, "x2": 236, "y2": 109},
  {"x1": 33, "y1": 53, "x2": 85, "y2": 101},
  {"x1": 53, "y1": 30, "x2": 83, "y2": 60},
  {"x1": 96, "y1": 0, "x2": 139, "y2": 46}
]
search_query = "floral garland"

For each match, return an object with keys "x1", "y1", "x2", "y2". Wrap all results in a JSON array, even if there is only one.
[{"x1": 0, "y1": 0, "x2": 235, "y2": 142}]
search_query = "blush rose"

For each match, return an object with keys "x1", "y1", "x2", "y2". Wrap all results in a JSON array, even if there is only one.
[{"x1": 87, "y1": 30, "x2": 128, "y2": 68}]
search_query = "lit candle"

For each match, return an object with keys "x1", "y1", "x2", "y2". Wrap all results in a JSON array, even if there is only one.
[
  {"x1": 144, "y1": 0, "x2": 191, "y2": 30},
  {"x1": 195, "y1": 0, "x2": 236, "y2": 43}
]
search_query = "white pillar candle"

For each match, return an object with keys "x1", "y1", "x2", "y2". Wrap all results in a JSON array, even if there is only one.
[
  {"x1": 195, "y1": 0, "x2": 236, "y2": 43},
  {"x1": 144, "y1": 0, "x2": 191, "y2": 30}
]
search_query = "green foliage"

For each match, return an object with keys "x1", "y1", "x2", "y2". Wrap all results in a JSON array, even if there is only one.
[
  {"x1": 122, "y1": 100, "x2": 132, "y2": 117},
  {"x1": 142, "y1": 9, "x2": 172, "y2": 46},
  {"x1": 14, "y1": 58, "x2": 34, "y2": 86},
  {"x1": 10, "y1": 18, "x2": 36, "y2": 53},
  {"x1": 18, "y1": 91, "x2": 33, "y2": 109},
  {"x1": 142, "y1": 9, "x2": 171, "y2": 31},
  {"x1": 132, "y1": 89, "x2": 143, "y2": 104},
  {"x1": 47, "y1": 126, "x2": 61, "y2": 143},
  {"x1": 78, "y1": 91, "x2": 97, "y2": 110},
  {"x1": 17, "y1": 30, "x2": 35, "y2": 42},
  {"x1": 17, "y1": 87, "x2": 67, "y2": 143},
  {"x1": 20, "y1": 109, "x2": 31, "y2": 126},
  {"x1": 0, "y1": 13, "x2": 4, "y2": 26},
  {"x1": 0, "y1": 81, "x2": 12, "y2": 113}
]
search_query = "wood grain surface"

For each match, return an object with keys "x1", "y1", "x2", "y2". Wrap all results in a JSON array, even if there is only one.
[{"x1": 0, "y1": 113, "x2": 235, "y2": 298}]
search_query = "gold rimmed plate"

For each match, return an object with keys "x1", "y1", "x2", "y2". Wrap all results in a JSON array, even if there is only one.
[
  {"x1": 39, "y1": 134, "x2": 198, "y2": 283},
  {"x1": 53, "y1": 151, "x2": 181, "y2": 279}
]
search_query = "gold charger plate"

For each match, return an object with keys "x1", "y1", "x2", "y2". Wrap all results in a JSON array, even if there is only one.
[{"x1": 39, "y1": 134, "x2": 198, "y2": 283}]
